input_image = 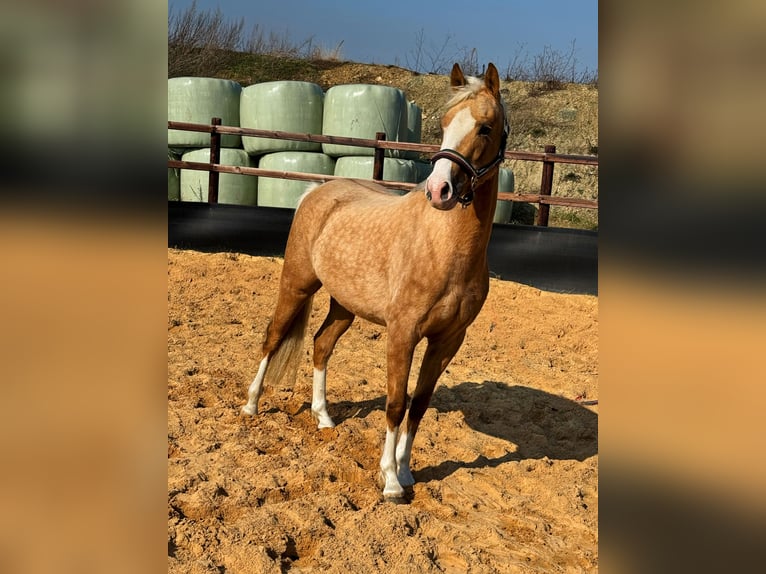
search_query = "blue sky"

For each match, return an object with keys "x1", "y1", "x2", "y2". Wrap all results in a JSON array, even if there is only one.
[{"x1": 170, "y1": 0, "x2": 598, "y2": 77}]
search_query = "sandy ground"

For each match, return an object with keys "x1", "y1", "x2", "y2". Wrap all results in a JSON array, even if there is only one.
[{"x1": 168, "y1": 248, "x2": 598, "y2": 573}]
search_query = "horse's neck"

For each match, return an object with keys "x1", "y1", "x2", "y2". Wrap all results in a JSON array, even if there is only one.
[
  {"x1": 420, "y1": 173, "x2": 498, "y2": 270},
  {"x1": 465, "y1": 173, "x2": 499, "y2": 250}
]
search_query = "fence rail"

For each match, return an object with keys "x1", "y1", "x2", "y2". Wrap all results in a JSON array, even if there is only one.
[{"x1": 168, "y1": 119, "x2": 598, "y2": 225}]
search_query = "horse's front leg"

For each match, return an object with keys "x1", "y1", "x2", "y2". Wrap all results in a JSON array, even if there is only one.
[
  {"x1": 379, "y1": 329, "x2": 418, "y2": 503},
  {"x1": 395, "y1": 331, "x2": 466, "y2": 491}
]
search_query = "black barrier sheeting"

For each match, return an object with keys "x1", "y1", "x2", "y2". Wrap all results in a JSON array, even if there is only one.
[
  {"x1": 168, "y1": 202, "x2": 597, "y2": 295},
  {"x1": 487, "y1": 223, "x2": 598, "y2": 294}
]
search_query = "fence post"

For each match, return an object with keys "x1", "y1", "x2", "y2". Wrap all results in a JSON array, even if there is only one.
[
  {"x1": 536, "y1": 144, "x2": 556, "y2": 226},
  {"x1": 208, "y1": 117, "x2": 222, "y2": 204},
  {"x1": 373, "y1": 132, "x2": 386, "y2": 180}
]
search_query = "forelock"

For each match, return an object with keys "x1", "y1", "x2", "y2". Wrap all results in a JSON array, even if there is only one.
[{"x1": 444, "y1": 75, "x2": 484, "y2": 108}]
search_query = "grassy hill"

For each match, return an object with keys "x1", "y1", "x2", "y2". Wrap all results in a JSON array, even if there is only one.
[{"x1": 180, "y1": 53, "x2": 598, "y2": 230}]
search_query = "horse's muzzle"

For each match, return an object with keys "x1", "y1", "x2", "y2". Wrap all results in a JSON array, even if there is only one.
[{"x1": 425, "y1": 177, "x2": 458, "y2": 210}]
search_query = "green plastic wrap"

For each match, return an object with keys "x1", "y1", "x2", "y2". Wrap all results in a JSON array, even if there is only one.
[
  {"x1": 180, "y1": 148, "x2": 257, "y2": 205},
  {"x1": 334, "y1": 156, "x2": 418, "y2": 196},
  {"x1": 168, "y1": 77, "x2": 242, "y2": 148},
  {"x1": 402, "y1": 100, "x2": 423, "y2": 159},
  {"x1": 241, "y1": 81, "x2": 324, "y2": 156},
  {"x1": 494, "y1": 167, "x2": 516, "y2": 224},
  {"x1": 322, "y1": 84, "x2": 406, "y2": 157},
  {"x1": 257, "y1": 151, "x2": 335, "y2": 208}
]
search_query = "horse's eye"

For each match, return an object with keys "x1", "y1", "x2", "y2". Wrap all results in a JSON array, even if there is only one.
[{"x1": 478, "y1": 124, "x2": 492, "y2": 136}]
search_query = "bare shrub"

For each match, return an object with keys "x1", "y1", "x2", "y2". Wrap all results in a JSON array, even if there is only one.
[
  {"x1": 169, "y1": 1, "x2": 345, "y2": 77},
  {"x1": 505, "y1": 43, "x2": 533, "y2": 82},
  {"x1": 244, "y1": 25, "x2": 304, "y2": 57},
  {"x1": 244, "y1": 26, "x2": 343, "y2": 60},
  {"x1": 531, "y1": 43, "x2": 576, "y2": 91},
  {"x1": 457, "y1": 47, "x2": 481, "y2": 76},
  {"x1": 168, "y1": 1, "x2": 245, "y2": 77},
  {"x1": 405, "y1": 28, "x2": 459, "y2": 74},
  {"x1": 505, "y1": 40, "x2": 597, "y2": 90},
  {"x1": 403, "y1": 33, "x2": 596, "y2": 87},
  {"x1": 307, "y1": 39, "x2": 345, "y2": 61}
]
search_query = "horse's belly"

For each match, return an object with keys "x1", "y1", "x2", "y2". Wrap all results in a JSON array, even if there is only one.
[{"x1": 312, "y1": 238, "x2": 389, "y2": 325}]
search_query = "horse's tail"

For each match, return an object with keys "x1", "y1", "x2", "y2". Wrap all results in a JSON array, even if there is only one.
[{"x1": 265, "y1": 295, "x2": 314, "y2": 387}]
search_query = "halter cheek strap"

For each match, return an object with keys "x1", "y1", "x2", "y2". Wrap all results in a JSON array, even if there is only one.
[{"x1": 429, "y1": 125, "x2": 509, "y2": 207}]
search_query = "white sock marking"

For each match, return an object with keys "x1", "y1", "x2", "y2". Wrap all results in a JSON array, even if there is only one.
[
  {"x1": 380, "y1": 426, "x2": 405, "y2": 499},
  {"x1": 242, "y1": 357, "x2": 268, "y2": 415},
  {"x1": 311, "y1": 367, "x2": 335, "y2": 428},
  {"x1": 395, "y1": 429, "x2": 415, "y2": 487}
]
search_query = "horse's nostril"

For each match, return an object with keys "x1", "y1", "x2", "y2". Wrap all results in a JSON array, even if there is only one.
[{"x1": 440, "y1": 183, "x2": 450, "y2": 201}]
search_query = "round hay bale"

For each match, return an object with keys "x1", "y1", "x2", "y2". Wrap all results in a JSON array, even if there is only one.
[
  {"x1": 494, "y1": 167, "x2": 516, "y2": 224},
  {"x1": 334, "y1": 156, "x2": 418, "y2": 195},
  {"x1": 413, "y1": 160, "x2": 432, "y2": 183},
  {"x1": 168, "y1": 77, "x2": 242, "y2": 148},
  {"x1": 240, "y1": 81, "x2": 324, "y2": 156},
  {"x1": 322, "y1": 84, "x2": 406, "y2": 157},
  {"x1": 494, "y1": 200, "x2": 513, "y2": 224},
  {"x1": 499, "y1": 167, "x2": 515, "y2": 193},
  {"x1": 257, "y1": 151, "x2": 335, "y2": 208},
  {"x1": 402, "y1": 100, "x2": 423, "y2": 159},
  {"x1": 179, "y1": 148, "x2": 256, "y2": 206}
]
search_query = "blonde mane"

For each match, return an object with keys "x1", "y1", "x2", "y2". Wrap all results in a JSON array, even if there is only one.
[
  {"x1": 444, "y1": 75, "x2": 485, "y2": 109},
  {"x1": 444, "y1": 73, "x2": 507, "y2": 119}
]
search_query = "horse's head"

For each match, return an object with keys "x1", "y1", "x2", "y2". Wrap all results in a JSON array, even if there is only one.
[{"x1": 425, "y1": 63, "x2": 508, "y2": 210}]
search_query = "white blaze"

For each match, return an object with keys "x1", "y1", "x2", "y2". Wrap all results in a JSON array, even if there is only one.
[{"x1": 429, "y1": 107, "x2": 476, "y2": 186}]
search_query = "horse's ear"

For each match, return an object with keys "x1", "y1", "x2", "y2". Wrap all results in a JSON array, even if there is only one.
[
  {"x1": 450, "y1": 63, "x2": 466, "y2": 89},
  {"x1": 485, "y1": 63, "x2": 501, "y2": 99}
]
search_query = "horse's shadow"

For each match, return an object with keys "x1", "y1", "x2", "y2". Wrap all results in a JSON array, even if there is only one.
[{"x1": 328, "y1": 380, "x2": 598, "y2": 482}]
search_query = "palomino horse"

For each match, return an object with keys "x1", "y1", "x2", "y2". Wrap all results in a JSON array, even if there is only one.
[{"x1": 242, "y1": 62, "x2": 508, "y2": 502}]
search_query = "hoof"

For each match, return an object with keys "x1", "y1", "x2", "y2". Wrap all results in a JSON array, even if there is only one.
[
  {"x1": 311, "y1": 409, "x2": 336, "y2": 429},
  {"x1": 378, "y1": 472, "x2": 410, "y2": 504},
  {"x1": 383, "y1": 493, "x2": 411, "y2": 505},
  {"x1": 398, "y1": 470, "x2": 415, "y2": 489},
  {"x1": 241, "y1": 404, "x2": 258, "y2": 416}
]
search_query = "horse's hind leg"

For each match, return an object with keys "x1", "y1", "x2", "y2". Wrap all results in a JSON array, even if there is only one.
[
  {"x1": 242, "y1": 355, "x2": 270, "y2": 415},
  {"x1": 395, "y1": 330, "x2": 466, "y2": 490},
  {"x1": 242, "y1": 274, "x2": 320, "y2": 416},
  {"x1": 311, "y1": 297, "x2": 355, "y2": 428}
]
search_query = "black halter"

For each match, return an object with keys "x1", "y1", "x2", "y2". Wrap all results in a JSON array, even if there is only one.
[{"x1": 429, "y1": 123, "x2": 509, "y2": 207}]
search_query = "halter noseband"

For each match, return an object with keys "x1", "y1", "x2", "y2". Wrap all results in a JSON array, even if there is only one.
[{"x1": 429, "y1": 123, "x2": 509, "y2": 207}]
